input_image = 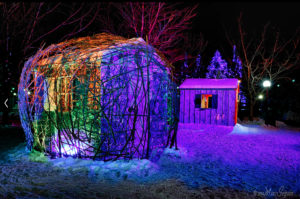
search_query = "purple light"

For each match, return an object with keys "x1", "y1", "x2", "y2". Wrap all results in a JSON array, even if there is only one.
[
  {"x1": 18, "y1": 33, "x2": 173, "y2": 160},
  {"x1": 179, "y1": 78, "x2": 239, "y2": 89},
  {"x1": 177, "y1": 123, "x2": 300, "y2": 170},
  {"x1": 51, "y1": 129, "x2": 94, "y2": 157}
]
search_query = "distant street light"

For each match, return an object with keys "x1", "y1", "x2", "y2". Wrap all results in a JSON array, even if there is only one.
[
  {"x1": 262, "y1": 79, "x2": 272, "y2": 126},
  {"x1": 263, "y1": 80, "x2": 271, "y2": 88},
  {"x1": 258, "y1": 94, "x2": 264, "y2": 100},
  {"x1": 263, "y1": 80, "x2": 271, "y2": 99}
]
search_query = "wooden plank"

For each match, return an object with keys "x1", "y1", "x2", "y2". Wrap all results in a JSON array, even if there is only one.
[
  {"x1": 234, "y1": 88, "x2": 238, "y2": 124},
  {"x1": 200, "y1": 89, "x2": 206, "y2": 124},
  {"x1": 188, "y1": 90, "x2": 191, "y2": 123},
  {"x1": 216, "y1": 90, "x2": 222, "y2": 125},
  {"x1": 205, "y1": 89, "x2": 211, "y2": 125},
  {"x1": 184, "y1": 90, "x2": 190, "y2": 123},
  {"x1": 223, "y1": 90, "x2": 229, "y2": 125},
  {"x1": 205, "y1": 89, "x2": 209, "y2": 124},
  {"x1": 228, "y1": 89, "x2": 236, "y2": 126},
  {"x1": 211, "y1": 89, "x2": 217, "y2": 125},
  {"x1": 179, "y1": 90, "x2": 184, "y2": 123},
  {"x1": 195, "y1": 90, "x2": 200, "y2": 123},
  {"x1": 189, "y1": 90, "x2": 195, "y2": 123}
]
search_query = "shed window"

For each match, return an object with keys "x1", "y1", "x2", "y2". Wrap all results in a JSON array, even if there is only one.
[
  {"x1": 195, "y1": 94, "x2": 201, "y2": 108},
  {"x1": 195, "y1": 94, "x2": 218, "y2": 109},
  {"x1": 201, "y1": 94, "x2": 212, "y2": 108}
]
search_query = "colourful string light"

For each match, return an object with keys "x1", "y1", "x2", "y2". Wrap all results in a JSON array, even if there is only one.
[{"x1": 18, "y1": 33, "x2": 175, "y2": 161}]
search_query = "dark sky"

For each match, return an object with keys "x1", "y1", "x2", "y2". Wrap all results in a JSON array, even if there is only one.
[{"x1": 191, "y1": 2, "x2": 300, "y2": 60}]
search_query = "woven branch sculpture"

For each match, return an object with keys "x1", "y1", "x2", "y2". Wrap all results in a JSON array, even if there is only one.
[{"x1": 18, "y1": 33, "x2": 177, "y2": 161}]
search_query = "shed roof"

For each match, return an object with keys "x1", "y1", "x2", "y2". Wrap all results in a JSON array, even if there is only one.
[{"x1": 179, "y1": 78, "x2": 239, "y2": 89}]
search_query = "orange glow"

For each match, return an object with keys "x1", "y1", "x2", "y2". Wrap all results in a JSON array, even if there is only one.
[{"x1": 201, "y1": 94, "x2": 212, "y2": 109}]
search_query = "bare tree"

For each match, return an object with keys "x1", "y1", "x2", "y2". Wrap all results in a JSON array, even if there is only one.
[
  {"x1": 0, "y1": 3, "x2": 100, "y2": 123},
  {"x1": 226, "y1": 13, "x2": 300, "y2": 120},
  {"x1": 112, "y1": 2, "x2": 199, "y2": 65},
  {"x1": 180, "y1": 31, "x2": 208, "y2": 80},
  {"x1": 0, "y1": 3, "x2": 101, "y2": 75}
]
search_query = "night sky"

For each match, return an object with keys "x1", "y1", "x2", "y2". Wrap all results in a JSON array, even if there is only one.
[
  {"x1": 191, "y1": 2, "x2": 300, "y2": 63},
  {"x1": 0, "y1": 2, "x2": 299, "y2": 115}
]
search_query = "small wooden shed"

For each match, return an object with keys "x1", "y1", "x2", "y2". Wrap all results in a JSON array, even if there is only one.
[{"x1": 179, "y1": 78, "x2": 239, "y2": 126}]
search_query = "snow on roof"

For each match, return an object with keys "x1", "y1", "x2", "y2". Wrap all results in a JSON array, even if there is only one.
[{"x1": 179, "y1": 78, "x2": 239, "y2": 89}]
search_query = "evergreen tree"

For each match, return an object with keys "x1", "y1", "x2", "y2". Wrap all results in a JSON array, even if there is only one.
[
  {"x1": 181, "y1": 51, "x2": 190, "y2": 80},
  {"x1": 206, "y1": 50, "x2": 229, "y2": 79},
  {"x1": 232, "y1": 45, "x2": 246, "y2": 108},
  {"x1": 231, "y1": 45, "x2": 243, "y2": 79},
  {"x1": 194, "y1": 54, "x2": 202, "y2": 78},
  {"x1": 184, "y1": 51, "x2": 189, "y2": 70}
]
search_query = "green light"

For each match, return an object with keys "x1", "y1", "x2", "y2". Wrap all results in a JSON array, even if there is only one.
[
  {"x1": 277, "y1": 84, "x2": 280, "y2": 87},
  {"x1": 292, "y1": 79, "x2": 295, "y2": 83},
  {"x1": 12, "y1": 87, "x2": 15, "y2": 90},
  {"x1": 13, "y1": 92, "x2": 17, "y2": 96}
]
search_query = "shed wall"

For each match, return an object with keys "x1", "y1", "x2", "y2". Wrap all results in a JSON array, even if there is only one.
[{"x1": 179, "y1": 89, "x2": 237, "y2": 126}]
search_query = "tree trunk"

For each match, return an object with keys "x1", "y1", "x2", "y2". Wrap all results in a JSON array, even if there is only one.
[{"x1": 249, "y1": 99, "x2": 255, "y2": 121}]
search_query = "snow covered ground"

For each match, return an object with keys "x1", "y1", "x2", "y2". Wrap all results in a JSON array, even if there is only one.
[
  {"x1": 1, "y1": 123, "x2": 300, "y2": 198},
  {"x1": 176, "y1": 123, "x2": 300, "y2": 194}
]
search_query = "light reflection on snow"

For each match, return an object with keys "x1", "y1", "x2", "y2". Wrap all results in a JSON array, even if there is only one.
[
  {"x1": 177, "y1": 123, "x2": 300, "y2": 170},
  {"x1": 51, "y1": 129, "x2": 94, "y2": 157},
  {"x1": 175, "y1": 123, "x2": 300, "y2": 193},
  {"x1": 230, "y1": 124, "x2": 262, "y2": 135}
]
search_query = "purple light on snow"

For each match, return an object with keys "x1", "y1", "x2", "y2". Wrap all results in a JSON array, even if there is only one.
[
  {"x1": 177, "y1": 123, "x2": 300, "y2": 170},
  {"x1": 51, "y1": 129, "x2": 94, "y2": 157}
]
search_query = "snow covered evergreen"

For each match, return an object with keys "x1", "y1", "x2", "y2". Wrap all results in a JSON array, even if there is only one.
[
  {"x1": 206, "y1": 47, "x2": 242, "y2": 79},
  {"x1": 206, "y1": 50, "x2": 229, "y2": 79}
]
